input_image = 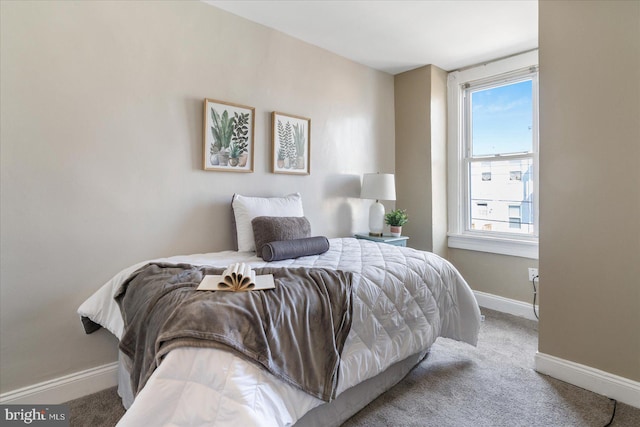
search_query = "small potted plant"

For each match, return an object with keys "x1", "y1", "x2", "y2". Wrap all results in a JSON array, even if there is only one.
[
  {"x1": 385, "y1": 209, "x2": 408, "y2": 237},
  {"x1": 277, "y1": 148, "x2": 285, "y2": 168},
  {"x1": 228, "y1": 143, "x2": 241, "y2": 167}
]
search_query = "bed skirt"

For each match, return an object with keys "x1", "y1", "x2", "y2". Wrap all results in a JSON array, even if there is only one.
[{"x1": 294, "y1": 349, "x2": 429, "y2": 426}]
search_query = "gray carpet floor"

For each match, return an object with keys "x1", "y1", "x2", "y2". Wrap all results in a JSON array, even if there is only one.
[{"x1": 66, "y1": 309, "x2": 640, "y2": 426}]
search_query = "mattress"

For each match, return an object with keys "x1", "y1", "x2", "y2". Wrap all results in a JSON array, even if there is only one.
[{"x1": 78, "y1": 238, "x2": 481, "y2": 426}]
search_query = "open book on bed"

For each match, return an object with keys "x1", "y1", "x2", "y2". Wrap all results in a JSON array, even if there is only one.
[{"x1": 197, "y1": 263, "x2": 275, "y2": 292}]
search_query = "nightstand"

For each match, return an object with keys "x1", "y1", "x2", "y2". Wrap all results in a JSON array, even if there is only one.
[{"x1": 354, "y1": 233, "x2": 409, "y2": 247}]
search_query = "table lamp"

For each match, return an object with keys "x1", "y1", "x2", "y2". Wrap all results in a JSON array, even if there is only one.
[{"x1": 360, "y1": 173, "x2": 396, "y2": 237}]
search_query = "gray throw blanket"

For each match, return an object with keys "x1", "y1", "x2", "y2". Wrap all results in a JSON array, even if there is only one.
[{"x1": 114, "y1": 263, "x2": 353, "y2": 402}]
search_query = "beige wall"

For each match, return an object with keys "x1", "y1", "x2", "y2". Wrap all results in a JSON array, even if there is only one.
[
  {"x1": 429, "y1": 67, "x2": 448, "y2": 257},
  {"x1": 0, "y1": 1, "x2": 395, "y2": 392},
  {"x1": 395, "y1": 67, "x2": 431, "y2": 251},
  {"x1": 538, "y1": 1, "x2": 640, "y2": 381},
  {"x1": 394, "y1": 65, "x2": 447, "y2": 256},
  {"x1": 448, "y1": 250, "x2": 538, "y2": 303}
]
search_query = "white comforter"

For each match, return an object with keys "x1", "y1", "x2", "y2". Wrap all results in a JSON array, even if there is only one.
[{"x1": 78, "y1": 238, "x2": 480, "y2": 426}]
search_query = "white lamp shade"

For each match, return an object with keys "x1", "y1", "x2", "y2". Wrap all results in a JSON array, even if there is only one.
[{"x1": 360, "y1": 173, "x2": 396, "y2": 201}]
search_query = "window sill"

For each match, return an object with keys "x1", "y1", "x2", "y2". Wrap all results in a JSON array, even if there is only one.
[{"x1": 448, "y1": 233, "x2": 538, "y2": 259}]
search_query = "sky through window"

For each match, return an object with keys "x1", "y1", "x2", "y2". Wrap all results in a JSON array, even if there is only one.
[{"x1": 471, "y1": 80, "x2": 533, "y2": 156}]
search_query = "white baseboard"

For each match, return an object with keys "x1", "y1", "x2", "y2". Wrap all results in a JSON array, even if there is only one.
[
  {"x1": 0, "y1": 362, "x2": 118, "y2": 405},
  {"x1": 535, "y1": 352, "x2": 640, "y2": 408},
  {"x1": 473, "y1": 290, "x2": 538, "y2": 321}
]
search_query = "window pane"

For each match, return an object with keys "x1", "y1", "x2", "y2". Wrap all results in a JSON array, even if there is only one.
[
  {"x1": 471, "y1": 80, "x2": 533, "y2": 156},
  {"x1": 509, "y1": 218, "x2": 522, "y2": 229},
  {"x1": 469, "y1": 158, "x2": 534, "y2": 235}
]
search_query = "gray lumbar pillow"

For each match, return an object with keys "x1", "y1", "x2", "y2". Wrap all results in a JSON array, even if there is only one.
[
  {"x1": 261, "y1": 237, "x2": 330, "y2": 262},
  {"x1": 252, "y1": 216, "x2": 311, "y2": 256}
]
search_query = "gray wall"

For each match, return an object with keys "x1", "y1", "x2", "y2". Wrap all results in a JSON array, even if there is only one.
[
  {"x1": 538, "y1": 0, "x2": 640, "y2": 381},
  {"x1": 0, "y1": 1, "x2": 395, "y2": 392}
]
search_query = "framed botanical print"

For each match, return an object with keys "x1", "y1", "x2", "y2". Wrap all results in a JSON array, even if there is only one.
[
  {"x1": 271, "y1": 112, "x2": 310, "y2": 175},
  {"x1": 203, "y1": 99, "x2": 255, "y2": 172}
]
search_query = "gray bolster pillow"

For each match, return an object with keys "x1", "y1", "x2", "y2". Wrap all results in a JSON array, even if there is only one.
[{"x1": 261, "y1": 236, "x2": 330, "y2": 262}]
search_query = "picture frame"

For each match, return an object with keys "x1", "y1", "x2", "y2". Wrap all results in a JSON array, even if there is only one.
[
  {"x1": 271, "y1": 112, "x2": 311, "y2": 175},
  {"x1": 203, "y1": 99, "x2": 255, "y2": 172}
]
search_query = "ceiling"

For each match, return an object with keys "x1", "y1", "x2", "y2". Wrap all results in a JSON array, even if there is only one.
[{"x1": 205, "y1": 0, "x2": 538, "y2": 75}]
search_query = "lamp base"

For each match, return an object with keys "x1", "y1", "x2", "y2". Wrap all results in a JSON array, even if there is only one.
[{"x1": 368, "y1": 201, "x2": 385, "y2": 237}]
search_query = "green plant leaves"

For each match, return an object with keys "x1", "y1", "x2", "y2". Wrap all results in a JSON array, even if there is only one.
[
  {"x1": 385, "y1": 209, "x2": 409, "y2": 226},
  {"x1": 232, "y1": 112, "x2": 250, "y2": 154},
  {"x1": 210, "y1": 108, "x2": 234, "y2": 150},
  {"x1": 277, "y1": 119, "x2": 295, "y2": 164},
  {"x1": 293, "y1": 123, "x2": 305, "y2": 157}
]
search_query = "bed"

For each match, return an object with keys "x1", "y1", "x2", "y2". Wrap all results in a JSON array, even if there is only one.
[{"x1": 78, "y1": 237, "x2": 480, "y2": 426}]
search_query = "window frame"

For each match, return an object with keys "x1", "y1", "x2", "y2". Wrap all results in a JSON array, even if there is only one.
[{"x1": 447, "y1": 51, "x2": 539, "y2": 259}]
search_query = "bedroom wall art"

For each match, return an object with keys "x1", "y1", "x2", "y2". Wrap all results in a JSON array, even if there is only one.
[
  {"x1": 271, "y1": 112, "x2": 311, "y2": 175},
  {"x1": 203, "y1": 98, "x2": 255, "y2": 172}
]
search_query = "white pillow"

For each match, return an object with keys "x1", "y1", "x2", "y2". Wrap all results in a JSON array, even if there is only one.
[{"x1": 232, "y1": 193, "x2": 304, "y2": 252}]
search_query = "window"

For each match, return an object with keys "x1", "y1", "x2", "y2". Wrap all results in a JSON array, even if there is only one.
[
  {"x1": 447, "y1": 51, "x2": 539, "y2": 259},
  {"x1": 509, "y1": 205, "x2": 522, "y2": 229},
  {"x1": 476, "y1": 202, "x2": 488, "y2": 217}
]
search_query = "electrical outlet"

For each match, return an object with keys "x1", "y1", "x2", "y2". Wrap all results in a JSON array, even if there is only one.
[{"x1": 528, "y1": 268, "x2": 539, "y2": 281}]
